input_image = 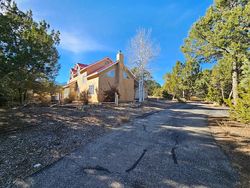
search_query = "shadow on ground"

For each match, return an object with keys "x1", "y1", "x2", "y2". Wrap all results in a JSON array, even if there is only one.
[
  {"x1": 0, "y1": 101, "x2": 170, "y2": 187},
  {"x1": 12, "y1": 102, "x2": 240, "y2": 188}
]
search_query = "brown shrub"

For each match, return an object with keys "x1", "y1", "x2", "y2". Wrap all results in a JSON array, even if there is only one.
[
  {"x1": 103, "y1": 86, "x2": 119, "y2": 102},
  {"x1": 80, "y1": 91, "x2": 90, "y2": 105},
  {"x1": 119, "y1": 115, "x2": 130, "y2": 123},
  {"x1": 64, "y1": 93, "x2": 75, "y2": 104}
]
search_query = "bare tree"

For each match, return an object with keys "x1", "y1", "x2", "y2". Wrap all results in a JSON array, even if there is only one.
[{"x1": 127, "y1": 28, "x2": 160, "y2": 102}]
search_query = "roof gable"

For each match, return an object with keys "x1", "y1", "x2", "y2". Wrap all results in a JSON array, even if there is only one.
[
  {"x1": 87, "y1": 62, "x2": 118, "y2": 79},
  {"x1": 70, "y1": 58, "x2": 114, "y2": 77},
  {"x1": 69, "y1": 57, "x2": 135, "y2": 81},
  {"x1": 86, "y1": 58, "x2": 114, "y2": 75},
  {"x1": 78, "y1": 63, "x2": 88, "y2": 69}
]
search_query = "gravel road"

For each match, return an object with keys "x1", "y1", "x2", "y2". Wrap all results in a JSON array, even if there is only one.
[{"x1": 13, "y1": 102, "x2": 238, "y2": 188}]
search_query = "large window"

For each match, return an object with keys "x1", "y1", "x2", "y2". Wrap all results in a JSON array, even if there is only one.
[
  {"x1": 88, "y1": 85, "x2": 95, "y2": 95},
  {"x1": 123, "y1": 71, "x2": 129, "y2": 79},
  {"x1": 106, "y1": 69, "x2": 115, "y2": 78}
]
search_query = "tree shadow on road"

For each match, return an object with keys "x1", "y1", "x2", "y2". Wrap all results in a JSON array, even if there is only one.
[{"x1": 1, "y1": 102, "x2": 245, "y2": 188}]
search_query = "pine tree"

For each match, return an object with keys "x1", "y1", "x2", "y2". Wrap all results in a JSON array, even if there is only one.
[
  {"x1": 163, "y1": 61, "x2": 183, "y2": 99},
  {"x1": 182, "y1": 0, "x2": 250, "y2": 105},
  {"x1": 194, "y1": 69, "x2": 211, "y2": 99},
  {"x1": 0, "y1": 0, "x2": 60, "y2": 104},
  {"x1": 181, "y1": 58, "x2": 200, "y2": 99}
]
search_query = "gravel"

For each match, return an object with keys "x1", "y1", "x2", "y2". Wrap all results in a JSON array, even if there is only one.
[
  {"x1": 0, "y1": 101, "x2": 169, "y2": 187},
  {"x1": 13, "y1": 102, "x2": 238, "y2": 188}
]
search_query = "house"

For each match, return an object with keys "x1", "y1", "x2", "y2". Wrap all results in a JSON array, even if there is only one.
[{"x1": 62, "y1": 51, "x2": 136, "y2": 103}]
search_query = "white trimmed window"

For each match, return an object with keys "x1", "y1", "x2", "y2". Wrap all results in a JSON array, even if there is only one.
[
  {"x1": 106, "y1": 69, "x2": 115, "y2": 78},
  {"x1": 123, "y1": 71, "x2": 129, "y2": 79},
  {"x1": 88, "y1": 85, "x2": 94, "y2": 95}
]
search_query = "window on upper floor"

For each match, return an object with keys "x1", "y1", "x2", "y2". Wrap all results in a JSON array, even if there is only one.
[
  {"x1": 123, "y1": 71, "x2": 130, "y2": 79},
  {"x1": 106, "y1": 69, "x2": 115, "y2": 78},
  {"x1": 88, "y1": 85, "x2": 95, "y2": 95}
]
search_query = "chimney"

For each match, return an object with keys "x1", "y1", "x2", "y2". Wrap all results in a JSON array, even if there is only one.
[
  {"x1": 116, "y1": 50, "x2": 124, "y2": 64},
  {"x1": 115, "y1": 50, "x2": 124, "y2": 90}
]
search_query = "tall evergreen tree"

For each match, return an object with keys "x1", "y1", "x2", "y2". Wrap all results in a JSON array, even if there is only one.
[
  {"x1": 194, "y1": 69, "x2": 211, "y2": 99},
  {"x1": 0, "y1": 0, "x2": 60, "y2": 104},
  {"x1": 163, "y1": 61, "x2": 183, "y2": 98},
  {"x1": 181, "y1": 58, "x2": 200, "y2": 99},
  {"x1": 182, "y1": 0, "x2": 250, "y2": 105},
  {"x1": 205, "y1": 60, "x2": 232, "y2": 104}
]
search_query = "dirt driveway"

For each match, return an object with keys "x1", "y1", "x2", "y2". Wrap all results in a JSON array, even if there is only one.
[{"x1": 14, "y1": 103, "x2": 238, "y2": 188}]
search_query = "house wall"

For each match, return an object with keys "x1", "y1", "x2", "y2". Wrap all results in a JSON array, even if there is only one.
[
  {"x1": 63, "y1": 87, "x2": 70, "y2": 99},
  {"x1": 63, "y1": 52, "x2": 135, "y2": 103},
  {"x1": 98, "y1": 66, "x2": 117, "y2": 102},
  {"x1": 63, "y1": 81, "x2": 78, "y2": 99},
  {"x1": 117, "y1": 64, "x2": 134, "y2": 102},
  {"x1": 119, "y1": 77, "x2": 134, "y2": 102},
  {"x1": 63, "y1": 76, "x2": 99, "y2": 103},
  {"x1": 98, "y1": 62, "x2": 134, "y2": 102},
  {"x1": 86, "y1": 76, "x2": 99, "y2": 103},
  {"x1": 70, "y1": 72, "x2": 87, "y2": 92},
  {"x1": 63, "y1": 71, "x2": 96, "y2": 101}
]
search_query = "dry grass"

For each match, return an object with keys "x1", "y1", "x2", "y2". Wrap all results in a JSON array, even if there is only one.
[
  {"x1": 0, "y1": 101, "x2": 172, "y2": 187},
  {"x1": 209, "y1": 117, "x2": 250, "y2": 188},
  {"x1": 118, "y1": 115, "x2": 130, "y2": 123}
]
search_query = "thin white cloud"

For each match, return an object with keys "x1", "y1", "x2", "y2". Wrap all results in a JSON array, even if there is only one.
[
  {"x1": 16, "y1": 0, "x2": 110, "y2": 54},
  {"x1": 174, "y1": 10, "x2": 194, "y2": 25},
  {"x1": 59, "y1": 31, "x2": 108, "y2": 53}
]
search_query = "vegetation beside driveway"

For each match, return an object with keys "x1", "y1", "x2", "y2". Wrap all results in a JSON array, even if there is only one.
[
  {"x1": 13, "y1": 102, "x2": 238, "y2": 187},
  {"x1": 0, "y1": 100, "x2": 172, "y2": 187},
  {"x1": 209, "y1": 117, "x2": 250, "y2": 187}
]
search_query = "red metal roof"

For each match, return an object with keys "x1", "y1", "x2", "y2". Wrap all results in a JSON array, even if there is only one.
[
  {"x1": 95, "y1": 63, "x2": 115, "y2": 73},
  {"x1": 71, "y1": 68, "x2": 77, "y2": 74},
  {"x1": 87, "y1": 61, "x2": 115, "y2": 75},
  {"x1": 70, "y1": 57, "x2": 114, "y2": 77},
  {"x1": 77, "y1": 63, "x2": 88, "y2": 69}
]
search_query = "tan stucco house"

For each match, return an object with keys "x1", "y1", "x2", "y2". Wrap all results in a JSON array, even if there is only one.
[{"x1": 62, "y1": 51, "x2": 135, "y2": 103}]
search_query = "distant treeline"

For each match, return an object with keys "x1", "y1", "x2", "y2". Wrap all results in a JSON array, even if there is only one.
[{"x1": 163, "y1": 0, "x2": 250, "y2": 123}]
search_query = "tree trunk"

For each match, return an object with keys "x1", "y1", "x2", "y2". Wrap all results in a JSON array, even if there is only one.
[
  {"x1": 142, "y1": 71, "x2": 144, "y2": 102},
  {"x1": 172, "y1": 95, "x2": 175, "y2": 100},
  {"x1": 139, "y1": 79, "x2": 142, "y2": 102},
  {"x1": 18, "y1": 88, "x2": 23, "y2": 105},
  {"x1": 221, "y1": 87, "x2": 225, "y2": 101},
  {"x1": 228, "y1": 89, "x2": 233, "y2": 99},
  {"x1": 23, "y1": 90, "x2": 27, "y2": 103},
  {"x1": 139, "y1": 68, "x2": 144, "y2": 103},
  {"x1": 232, "y1": 61, "x2": 238, "y2": 105}
]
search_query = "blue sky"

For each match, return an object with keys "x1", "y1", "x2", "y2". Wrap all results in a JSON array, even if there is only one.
[{"x1": 16, "y1": 0, "x2": 213, "y2": 85}]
